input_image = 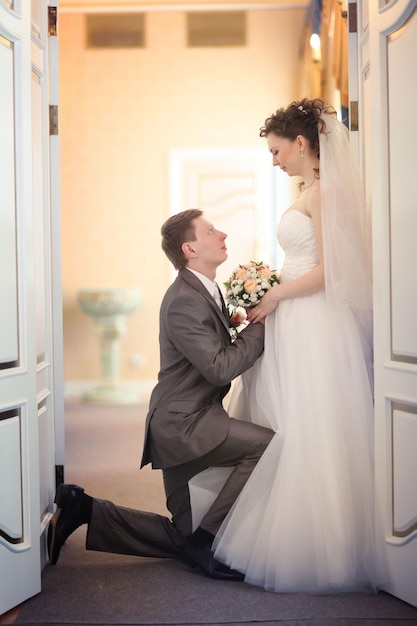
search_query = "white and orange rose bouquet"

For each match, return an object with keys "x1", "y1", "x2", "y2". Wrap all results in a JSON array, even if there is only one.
[{"x1": 224, "y1": 261, "x2": 280, "y2": 308}]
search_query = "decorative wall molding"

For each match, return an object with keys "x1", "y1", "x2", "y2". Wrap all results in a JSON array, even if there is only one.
[{"x1": 60, "y1": 1, "x2": 308, "y2": 14}]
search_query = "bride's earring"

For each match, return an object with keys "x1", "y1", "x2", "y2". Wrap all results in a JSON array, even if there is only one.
[{"x1": 300, "y1": 150, "x2": 304, "y2": 158}]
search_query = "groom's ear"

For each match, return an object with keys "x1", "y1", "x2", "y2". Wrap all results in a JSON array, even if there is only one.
[{"x1": 182, "y1": 242, "x2": 197, "y2": 259}]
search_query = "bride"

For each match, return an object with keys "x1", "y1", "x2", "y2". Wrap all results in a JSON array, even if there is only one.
[{"x1": 195, "y1": 98, "x2": 385, "y2": 593}]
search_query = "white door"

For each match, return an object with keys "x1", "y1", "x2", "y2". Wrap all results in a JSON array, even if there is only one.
[
  {"x1": 351, "y1": 0, "x2": 417, "y2": 608},
  {"x1": 0, "y1": 1, "x2": 63, "y2": 615},
  {"x1": 169, "y1": 147, "x2": 294, "y2": 284}
]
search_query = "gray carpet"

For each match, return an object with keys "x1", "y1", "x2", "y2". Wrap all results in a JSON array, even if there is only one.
[{"x1": 13, "y1": 400, "x2": 417, "y2": 625}]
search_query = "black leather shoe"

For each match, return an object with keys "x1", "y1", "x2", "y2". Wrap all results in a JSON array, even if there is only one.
[
  {"x1": 181, "y1": 542, "x2": 244, "y2": 581},
  {"x1": 47, "y1": 483, "x2": 86, "y2": 565}
]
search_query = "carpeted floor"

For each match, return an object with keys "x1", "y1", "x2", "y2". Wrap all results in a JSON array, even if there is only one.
[{"x1": 10, "y1": 400, "x2": 417, "y2": 625}]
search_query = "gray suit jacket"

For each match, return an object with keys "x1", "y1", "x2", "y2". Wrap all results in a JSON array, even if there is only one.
[{"x1": 141, "y1": 268, "x2": 264, "y2": 469}]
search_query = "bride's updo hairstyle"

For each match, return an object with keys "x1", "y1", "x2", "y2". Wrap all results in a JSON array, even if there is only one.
[
  {"x1": 261, "y1": 97, "x2": 373, "y2": 330},
  {"x1": 259, "y1": 97, "x2": 337, "y2": 160}
]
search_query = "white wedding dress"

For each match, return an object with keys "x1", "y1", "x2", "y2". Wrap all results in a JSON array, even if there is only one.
[{"x1": 211, "y1": 209, "x2": 384, "y2": 593}]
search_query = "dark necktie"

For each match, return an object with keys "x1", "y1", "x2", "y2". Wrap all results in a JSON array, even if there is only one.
[{"x1": 215, "y1": 283, "x2": 229, "y2": 319}]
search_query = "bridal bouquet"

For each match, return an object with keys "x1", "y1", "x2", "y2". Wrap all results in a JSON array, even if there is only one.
[{"x1": 224, "y1": 261, "x2": 280, "y2": 308}]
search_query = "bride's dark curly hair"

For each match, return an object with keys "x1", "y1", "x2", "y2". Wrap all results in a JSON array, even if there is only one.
[{"x1": 259, "y1": 98, "x2": 337, "y2": 159}]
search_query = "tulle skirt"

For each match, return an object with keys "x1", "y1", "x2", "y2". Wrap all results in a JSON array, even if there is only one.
[{"x1": 213, "y1": 290, "x2": 386, "y2": 593}]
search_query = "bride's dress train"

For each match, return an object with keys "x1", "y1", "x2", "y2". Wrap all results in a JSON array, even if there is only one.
[{"x1": 201, "y1": 210, "x2": 385, "y2": 593}]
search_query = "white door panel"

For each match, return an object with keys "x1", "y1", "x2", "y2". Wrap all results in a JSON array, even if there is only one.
[
  {"x1": 169, "y1": 147, "x2": 292, "y2": 283},
  {"x1": 0, "y1": 1, "x2": 62, "y2": 615},
  {"x1": 348, "y1": 0, "x2": 416, "y2": 608},
  {"x1": 0, "y1": 3, "x2": 41, "y2": 613},
  {"x1": 368, "y1": 0, "x2": 417, "y2": 608},
  {"x1": 0, "y1": 20, "x2": 19, "y2": 364},
  {"x1": 0, "y1": 415, "x2": 23, "y2": 539}
]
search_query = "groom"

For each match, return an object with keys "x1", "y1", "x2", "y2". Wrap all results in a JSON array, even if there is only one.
[{"x1": 48, "y1": 209, "x2": 273, "y2": 580}]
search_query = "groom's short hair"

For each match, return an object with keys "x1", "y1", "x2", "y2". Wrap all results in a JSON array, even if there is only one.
[{"x1": 161, "y1": 209, "x2": 203, "y2": 270}]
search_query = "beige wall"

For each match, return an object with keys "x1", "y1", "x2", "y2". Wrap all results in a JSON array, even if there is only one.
[{"x1": 60, "y1": 9, "x2": 306, "y2": 389}]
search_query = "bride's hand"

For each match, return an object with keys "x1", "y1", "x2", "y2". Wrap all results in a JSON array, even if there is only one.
[{"x1": 247, "y1": 286, "x2": 280, "y2": 323}]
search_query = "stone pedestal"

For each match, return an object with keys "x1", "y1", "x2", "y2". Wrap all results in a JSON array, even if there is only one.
[{"x1": 78, "y1": 287, "x2": 141, "y2": 404}]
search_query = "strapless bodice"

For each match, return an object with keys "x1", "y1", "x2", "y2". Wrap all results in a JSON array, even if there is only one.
[{"x1": 277, "y1": 210, "x2": 319, "y2": 282}]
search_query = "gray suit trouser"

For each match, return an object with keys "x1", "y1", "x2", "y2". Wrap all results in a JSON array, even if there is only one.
[{"x1": 86, "y1": 418, "x2": 273, "y2": 559}]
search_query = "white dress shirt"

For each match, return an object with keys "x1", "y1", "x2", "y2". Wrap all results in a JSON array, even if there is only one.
[{"x1": 186, "y1": 268, "x2": 223, "y2": 310}]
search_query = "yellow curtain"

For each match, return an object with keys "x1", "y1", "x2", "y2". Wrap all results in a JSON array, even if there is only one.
[
  {"x1": 320, "y1": 0, "x2": 349, "y2": 107},
  {"x1": 305, "y1": 0, "x2": 349, "y2": 106}
]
